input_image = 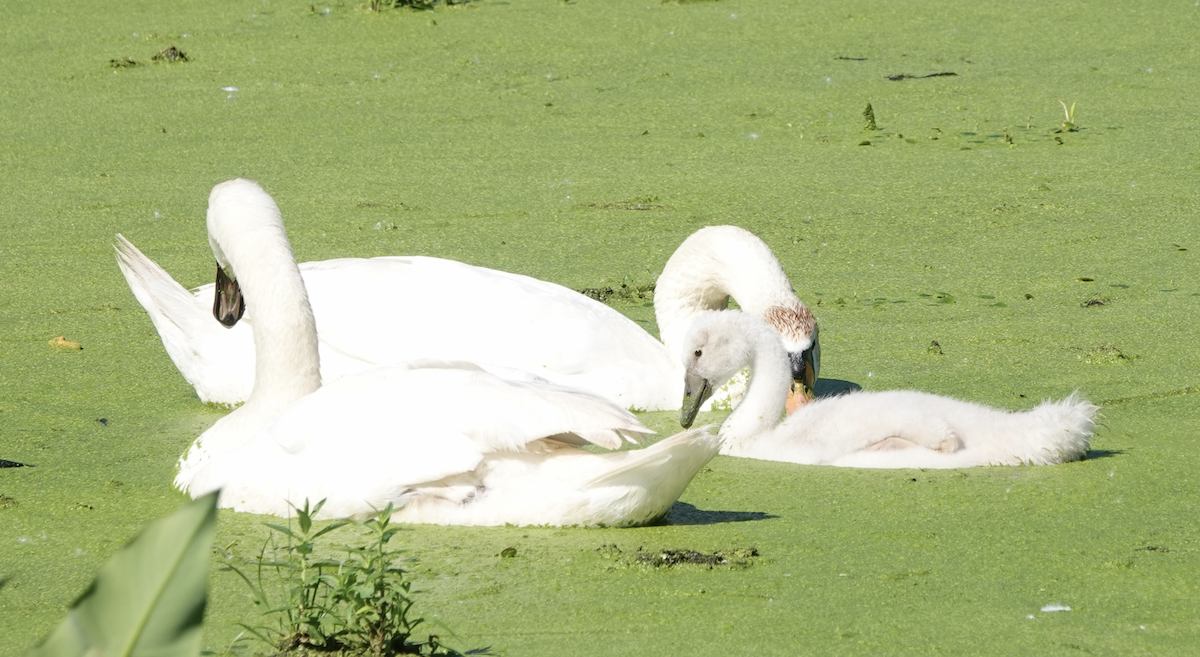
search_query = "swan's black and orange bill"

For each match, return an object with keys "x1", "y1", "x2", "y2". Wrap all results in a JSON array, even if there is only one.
[
  {"x1": 681, "y1": 371, "x2": 714, "y2": 429},
  {"x1": 213, "y1": 262, "x2": 245, "y2": 328},
  {"x1": 789, "y1": 347, "x2": 817, "y2": 405}
]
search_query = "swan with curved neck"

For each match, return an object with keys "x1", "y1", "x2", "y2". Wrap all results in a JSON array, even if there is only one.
[
  {"x1": 679, "y1": 311, "x2": 1096, "y2": 468},
  {"x1": 174, "y1": 179, "x2": 721, "y2": 525},
  {"x1": 656, "y1": 226, "x2": 819, "y2": 403},
  {"x1": 117, "y1": 219, "x2": 817, "y2": 411}
]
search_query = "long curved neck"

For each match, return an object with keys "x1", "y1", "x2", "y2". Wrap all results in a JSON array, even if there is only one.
[
  {"x1": 211, "y1": 183, "x2": 321, "y2": 418},
  {"x1": 656, "y1": 226, "x2": 798, "y2": 359},
  {"x1": 242, "y1": 233, "x2": 321, "y2": 413},
  {"x1": 718, "y1": 319, "x2": 791, "y2": 449}
]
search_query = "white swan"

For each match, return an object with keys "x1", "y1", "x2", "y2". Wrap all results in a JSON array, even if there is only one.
[
  {"x1": 175, "y1": 178, "x2": 721, "y2": 525},
  {"x1": 117, "y1": 222, "x2": 818, "y2": 411},
  {"x1": 678, "y1": 311, "x2": 1096, "y2": 468}
]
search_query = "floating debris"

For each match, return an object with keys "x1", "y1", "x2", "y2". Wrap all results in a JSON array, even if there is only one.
[
  {"x1": 49, "y1": 336, "x2": 82, "y2": 350},
  {"x1": 635, "y1": 547, "x2": 759, "y2": 569},
  {"x1": 886, "y1": 72, "x2": 957, "y2": 81},
  {"x1": 151, "y1": 46, "x2": 189, "y2": 62},
  {"x1": 581, "y1": 195, "x2": 668, "y2": 211}
]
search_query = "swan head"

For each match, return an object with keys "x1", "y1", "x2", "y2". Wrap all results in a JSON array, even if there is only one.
[
  {"x1": 762, "y1": 304, "x2": 819, "y2": 408},
  {"x1": 205, "y1": 178, "x2": 290, "y2": 328},
  {"x1": 680, "y1": 311, "x2": 773, "y2": 428},
  {"x1": 212, "y1": 262, "x2": 244, "y2": 327}
]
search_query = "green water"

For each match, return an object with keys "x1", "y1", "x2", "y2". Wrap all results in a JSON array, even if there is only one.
[{"x1": 2, "y1": 0, "x2": 1198, "y2": 654}]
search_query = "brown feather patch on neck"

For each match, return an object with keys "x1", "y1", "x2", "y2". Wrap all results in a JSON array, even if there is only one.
[{"x1": 762, "y1": 304, "x2": 817, "y2": 347}]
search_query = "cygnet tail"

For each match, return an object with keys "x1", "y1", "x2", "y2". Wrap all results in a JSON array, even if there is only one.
[
  {"x1": 115, "y1": 235, "x2": 231, "y2": 403},
  {"x1": 1007, "y1": 391, "x2": 1097, "y2": 465},
  {"x1": 585, "y1": 427, "x2": 722, "y2": 524},
  {"x1": 940, "y1": 391, "x2": 1097, "y2": 467}
]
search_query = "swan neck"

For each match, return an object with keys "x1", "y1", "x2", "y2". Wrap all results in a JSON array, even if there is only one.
[
  {"x1": 210, "y1": 189, "x2": 321, "y2": 414},
  {"x1": 719, "y1": 323, "x2": 790, "y2": 447},
  {"x1": 656, "y1": 226, "x2": 796, "y2": 358},
  {"x1": 244, "y1": 244, "x2": 321, "y2": 410}
]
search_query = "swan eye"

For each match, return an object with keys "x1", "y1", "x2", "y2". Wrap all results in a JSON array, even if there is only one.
[{"x1": 694, "y1": 349, "x2": 702, "y2": 358}]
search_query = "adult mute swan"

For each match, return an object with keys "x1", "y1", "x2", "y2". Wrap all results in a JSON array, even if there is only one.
[
  {"x1": 678, "y1": 311, "x2": 1096, "y2": 468},
  {"x1": 176, "y1": 178, "x2": 721, "y2": 525},
  {"x1": 117, "y1": 219, "x2": 817, "y2": 411}
]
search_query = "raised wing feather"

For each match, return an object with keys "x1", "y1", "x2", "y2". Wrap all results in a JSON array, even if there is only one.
[{"x1": 264, "y1": 363, "x2": 652, "y2": 490}]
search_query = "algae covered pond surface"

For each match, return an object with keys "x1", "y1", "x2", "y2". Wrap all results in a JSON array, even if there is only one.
[{"x1": 2, "y1": 0, "x2": 1199, "y2": 654}]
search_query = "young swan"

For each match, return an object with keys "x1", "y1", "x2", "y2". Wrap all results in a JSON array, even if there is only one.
[
  {"x1": 679, "y1": 311, "x2": 1097, "y2": 468},
  {"x1": 174, "y1": 178, "x2": 722, "y2": 525}
]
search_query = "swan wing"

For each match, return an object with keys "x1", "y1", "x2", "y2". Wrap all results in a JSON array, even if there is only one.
[
  {"x1": 264, "y1": 363, "x2": 652, "y2": 486},
  {"x1": 299, "y1": 256, "x2": 678, "y2": 408}
]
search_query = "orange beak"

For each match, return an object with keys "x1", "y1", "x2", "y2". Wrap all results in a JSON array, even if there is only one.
[{"x1": 786, "y1": 380, "x2": 815, "y2": 414}]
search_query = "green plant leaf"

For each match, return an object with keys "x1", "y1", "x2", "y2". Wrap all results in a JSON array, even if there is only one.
[
  {"x1": 310, "y1": 521, "x2": 350, "y2": 540},
  {"x1": 263, "y1": 523, "x2": 300, "y2": 539},
  {"x1": 27, "y1": 492, "x2": 218, "y2": 657}
]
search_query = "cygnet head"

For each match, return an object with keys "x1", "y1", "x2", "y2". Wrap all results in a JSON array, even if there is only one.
[{"x1": 679, "y1": 311, "x2": 783, "y2": 428}]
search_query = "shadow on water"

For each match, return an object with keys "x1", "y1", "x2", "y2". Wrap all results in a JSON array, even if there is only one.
[
  {"x1": 665, "y1": 502, "x2": 777, "y2": 526},
  {"x1": 1084, "y1": 449, "x2": 1125, "y2": 460},
  {"x1": 816, "y1": 378, "x2": 861, "y2": 397}
]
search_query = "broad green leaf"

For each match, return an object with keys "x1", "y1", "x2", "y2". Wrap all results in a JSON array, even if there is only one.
[{"x1": 28, "y1": 493, "x2": 218, "y2": 657}]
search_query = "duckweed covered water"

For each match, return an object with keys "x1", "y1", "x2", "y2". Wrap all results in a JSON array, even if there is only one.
[{"x1": 2, "y1": 0, "x2": 1198, "y2": 654}]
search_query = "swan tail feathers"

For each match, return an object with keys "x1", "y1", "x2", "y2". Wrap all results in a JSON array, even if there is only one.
[
  {"x1": 574, "y1": 426, "x2": 720, "y2": 526},
  {"x1": 115, "y1": 234, "x2": 236, "y2": 403},
  {"x1": 115, "y1": 234, "x2": 200, "y2": 331},
  {"x1": 586, "y1": 426, "x2": 721, "y2": 490},
  {"x1": 958, "y1": 391, "x2": 1097, "y2": 467}
]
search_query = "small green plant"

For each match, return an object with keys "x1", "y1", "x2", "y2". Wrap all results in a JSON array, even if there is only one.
[
  {"x1": 221, "y1": 500, "x2": 467, "y2": 656},
  {"x1": 1055, "y1": 98, "x2": 1078, "y2": 132},
  {"x1": 862, "y1": 102, "x2": 877, "y2": 131},
  {"x1": 578, "y1": 279, "x2": 655, "y2": 304}
]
